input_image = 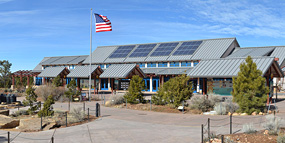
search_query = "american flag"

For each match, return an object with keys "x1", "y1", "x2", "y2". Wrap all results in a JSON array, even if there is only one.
[{"x1": 94, "y1": 13, "x2": 112, "y2": 32}]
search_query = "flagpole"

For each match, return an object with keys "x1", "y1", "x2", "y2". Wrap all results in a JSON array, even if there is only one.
[{"x1": 89, "y1": 8, "x2": 92, "y2": 102}]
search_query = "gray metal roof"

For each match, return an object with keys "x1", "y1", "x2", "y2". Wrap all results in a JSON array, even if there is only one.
[
  {"x1": 83, "y1": 46, "x2": 117, "y2": 64},
  {"x1": 32, "y1": 57, "x2": 51, "y2": 73},
  {"x1": 141, "y1": 68, "x2": 166, "y2": 74},
  {"x1": 67, "y1": 65, "x2": 99, "y2": 78},
  {"x1": 157, "y1": 67, "x2": 192, "y2": 75},
  {"x1": 270, "y1": 47, "x2": 285, "y2": 66},
  {"x1": 83, "y1": 38, "x2": 236, "y2": 64},
  {"x1": 40, "y1": 55, "x2": 88, "y2": 65},
  {"x1": 188, "y1": 57, "x2": 275, "y2": 78},
  {"x1": 38, "y1": 67, "x2": 67, "y2": 77},
  {"x1": 191, "y1": 38, "x2": 235, "y2": 60},
  {"x1": 100, "y1": 64, "x2": 139, "y2": 78},
  {"x1": 227, "y1": 47, "x2": 274, "y2": 58}
]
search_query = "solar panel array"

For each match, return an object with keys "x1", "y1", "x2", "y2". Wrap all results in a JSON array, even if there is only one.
[
  {"x1": 129, "y1": 44, "x2": 157, "y2": 57},
  {"x1": 150, "y1": 42, "x2": 179, "y2": 57},
  {"x1": 173, "y1": 41, "x2": 202, "y2": 55},
  {"x1": 109, "y1": 45, "x2": 136, "y2": 58}
]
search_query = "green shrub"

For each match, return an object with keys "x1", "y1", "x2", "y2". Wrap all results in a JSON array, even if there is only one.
[
  {"x1": 242, "y1": 123, "x2": 256, "y2": 133},
  {"x1": 38, "y1": 95, "x2": 55, "y2": 117},
  {"x1": 152, "y1": 74, "x2": 193, "y2": 107},
  {"x1": 277, "y1": 134, "x2": 285, "y2": 143},
  {"x1": 23, "y1": 86, "x2": 39, "y2": 114},
  {"x1": 214, "y1": 103, "x2": 227, "y2": 115},
  {"x1": 262, "y1": 114, "x2": 282, "y2": 135},
  {"x1": 189, "y1": 95, "x2": 221, "y2": 112},
  {"x1": 70, "y1": 107, "x2": 85, "y2": 123},
  {"x1": 12, "y1": 110, "x2": 28, "y2": 117},
  {"x1": 124, "y1": 75, "x2": 145, "y2": 104}
]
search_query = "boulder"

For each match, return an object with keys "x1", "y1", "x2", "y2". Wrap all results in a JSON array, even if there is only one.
[
  {"x1": 251, "y1": 112, "x2": 257, "y2": 116},
  {"x1": 0, "y1": 115, "x2": 19, "y2": 129},
  {"x1": 232, "y1": 113, "x2": 239, "y2": 116},
  {"x1": 259, "y1": 112, "x2": 263, "y2": 115},
  {"x1": 0, "y1": 110, "x2": 9, "y2": 116},
  {"x1": 228, "y1": 112, "x2": 231, "y2": 116},
  {"x1": 268, "y1": 110, "x2": 272, "y2": 114},
  {"x1": 240, "y1": 113, "x2": 248, "y2": 116}
]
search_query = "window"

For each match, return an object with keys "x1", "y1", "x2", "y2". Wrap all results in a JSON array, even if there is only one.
[
  {"x1": 99, "y1": 64, "x2": 105, "y2": 69},
  {"x1": 158, "y1": 62, "x2": 167, "y2": 67},
  {"x1": 170, "y1": 62, "x2": 179, "y2": 67},
  {"x1": 69, "y1": 65, "x2": 75, "y2": 69},
  {"x1": 147, "y1": 63, "x2": 157, "y2": 68},
  {"x1": 137, "y1": 63, "x2": 145, "y2": 68},
  {"x1": 106, "y1": 64, "x2": 111, "y2": 68},
  {"x1": 194, "y1": 61, "x2": 199, "y2": 66},
  {"x1": 181, "y1": 61, "x2": 191, "y2": 67}
]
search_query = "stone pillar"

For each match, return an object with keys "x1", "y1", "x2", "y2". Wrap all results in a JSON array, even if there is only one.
[
  {"x1": 150, "y1": 76, "x2": 153, "y2": 92},
  {"x1": 197, "y1": 78, "x2": 200, "y2": 93}
]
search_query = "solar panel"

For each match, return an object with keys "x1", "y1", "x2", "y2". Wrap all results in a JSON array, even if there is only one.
[
  {"x1": 109, "y1": 45, "x2": 136, "y2": 58},
  {"x1": 173, "y1": 41, "x2": 202, "y2": 56},
  {"x1": 150, "y1": 42, "x2": 179, "y2": 57},
  {"x1": 129, "y1": 44, "x2": 157, "y2": 57}
]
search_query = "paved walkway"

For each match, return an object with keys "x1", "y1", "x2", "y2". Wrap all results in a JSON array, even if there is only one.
[{"x1": 0, "y1": 95, "x2": 285, "y2": 143}]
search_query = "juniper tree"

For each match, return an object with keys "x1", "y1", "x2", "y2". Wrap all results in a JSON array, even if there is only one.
[
  {"x1": 38, "y1": 95, "x2": 55, "y2": 117},
  {"x1": 64, "y1": 79, "x2": 81, "y2": 111},
  {"x1": 152, "y1": 74, "x2": 193, "y2": 107},
  {"x1": 124, "y1": 75, "x2": 145, "y2": 104},
  {"x1": 232, "y1": 56, "x2": 269, "y2": 114},
  {"x1": 52, "y1": 75, "x2": 61, "y2": 87},
  {"x1": 23, "y1": 86, "x2": 39, "y2": 114}
]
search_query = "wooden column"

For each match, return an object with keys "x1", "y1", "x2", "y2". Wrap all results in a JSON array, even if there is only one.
[
  {"x1": 266, "y1": 75, "x2": 270, "y2": 105},
  {"x1": 27, "y1": 76, "x2": 30, "y2": 86},
  {"x1": 94, "y1": 77, "x2": 96, "y2": 95},
  {"x1": 20, "y1": 75, "x2": 23, "y2": 82},
  {"x1": 77, "y1": 78, "x2": 81, "y2": 91},
  {"x1": 42, "y1": 77, "x2": 45, "y2": 85},
  {"x1": 111, "y1": 78, "x2": 114, "y2": 94},
  {"x1": 62, "y1": 77, "x2": 66, "y2": 86},
  {"x1": 203, "y1": 78, "x2": 206, "y2": 95},
  {"x1": 12, "y1": 75, "x2": 15, "y2": 86}
]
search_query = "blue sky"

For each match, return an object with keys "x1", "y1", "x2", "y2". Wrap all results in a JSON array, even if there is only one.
[{"x1": 1, "y1": 0, "x2": 285, "y2": 72}]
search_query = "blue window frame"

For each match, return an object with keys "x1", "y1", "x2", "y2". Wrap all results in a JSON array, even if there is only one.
[
  {"x1": 106, "y1": 64, "x2": 111, "y2": 68},
  {"x1": 158, "y1": 62, "x2": 167, "y2": 67},
  {"x1": 194, "y1": 61, "x2": 199, "y2": 66},
  {"x1": 170, "y1": 62, "x2": 179, "y2": 67},
  {"x1": 137, "y1": 63, "x2": 145, "y2": 68},
  {"x1": 181, "y1": 61, "x2": 191, "y2": 67},
  {"x1": 99, "y1": 64, "x2": 105, "y2": 69},
  {"x1": 147, "y1": 63, "x2": 156, "y2": 68}
]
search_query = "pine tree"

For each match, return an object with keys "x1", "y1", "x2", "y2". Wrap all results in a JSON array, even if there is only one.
[
  {"x1": 124, "y1": 75, "x2": 145, "y2": 104},
  {"x1": 232, "y1": 56, "x2": 269, "y2": 114},
  {"x1": 152, "y1": 74, "x2": 193, "y2": 107},
  {"x1": 64, "y1": 79, "x2": 81, "y2": 111},
  {"x1": 52, "y1": 75, "x2": 61, "y2": 87},
  {"x1": 38, "y1": 95, "x2": 55, "y2": 117},
  {"x1": 23, "y1": 86, "x2": 39, "y2": 114}
]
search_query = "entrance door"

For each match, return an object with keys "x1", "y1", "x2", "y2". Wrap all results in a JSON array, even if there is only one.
[
  {"x1": 143, "y1": 78, "x2": 150, "y2": 92},
  {"x1": 101, "y1": 79, "x2": 108, "y2": 90},
  {"x1": 152, "y1": 78, "x2": 159, "y2": 92},
  {"x1": 190, "y1": 79, "x2": 197, "y2": 93}
]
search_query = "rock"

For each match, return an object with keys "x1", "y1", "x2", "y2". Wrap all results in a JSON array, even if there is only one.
[
  {"x1": 0, "y1": 115, "x2": 19, "y2": 129},
  {"x1": 178, "y1": 106, "x2": 184, "y2": 110},
  {"x1": 228, "y1": 112, "x2": 231, "y2": 116},
  {"x1": 268, "y1": 110, "x2": 272, "y2": 114},
  {"x1": 0, "y1": 110, "x2": 9, "y2": 116},
  {"x1": 259, "y1": 112, "x2": 263, "y2": 115},
  {"x1": 105, "y1": 101, "x2": 111, "y2": 107},
  {"x1": 264, "y1": 130, "x2": 269, "y2": 135},
  {"x1": 251, "y1": 112, "x2": 257, "y2": 116},
  {"x1": 232, "y1": 113, "x2": 239, "y2": 116},
  {"x1": 240, "y1": 113, "x2": 248, "y2": 116}
]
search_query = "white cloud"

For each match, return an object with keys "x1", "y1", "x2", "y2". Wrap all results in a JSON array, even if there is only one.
[
  {"x1": 181, "y1": 0, "x2": 285, "y2": 38},
  {"x1": 0, "y1": 0, "x2": 13, "y2": 4}
]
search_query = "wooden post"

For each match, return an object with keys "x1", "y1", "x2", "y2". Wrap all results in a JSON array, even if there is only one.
[
  {"x1": 12, "y1": 76, "x2": 15, "y2": 86},
  {"x1": 27, "y1": 76, "x2": 30, "y2": 86},
  {"x1": 77, "y1": 78, "x2": 81, "y2": 91},
  {"x1": 111, "y1": 78, "x2": 114, "y2": 94},
  {"x1": 94, "y1": 77, "x2": 96, "y2": 95},
  {"x1": 203, "y1": 78, "x2": 206, "y2": 95}
]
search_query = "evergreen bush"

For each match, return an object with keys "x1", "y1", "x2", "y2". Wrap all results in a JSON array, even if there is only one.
[
  {"x1": 152, "y1": 74, "x2": 193, "y2": 107},
  {"x1": 232, "y1": 56, "x2": 269, "y2": 114},
  {"x1": 23, "y1": 86, "x2": 39, "y2": 114},
  {"x1": 38, "y1": 95, "x2": 55, "y2": 117},
  {"x1": 124, "y1": 75, "x2": 145, "y2": 104}
]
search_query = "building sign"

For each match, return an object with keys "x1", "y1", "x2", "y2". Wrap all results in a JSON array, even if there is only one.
[{"x1": 119, "y1": 80, "x2": 130, "y2": 90}]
